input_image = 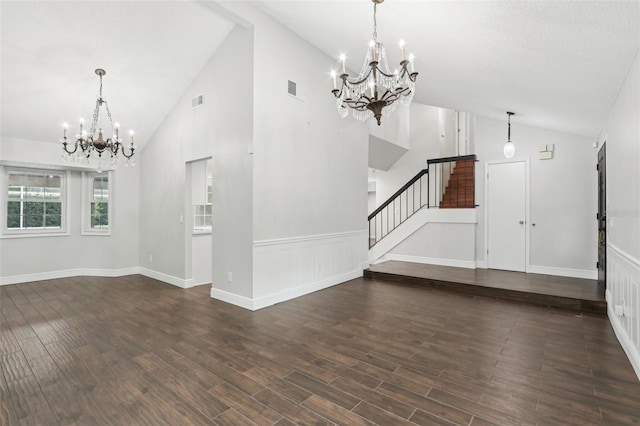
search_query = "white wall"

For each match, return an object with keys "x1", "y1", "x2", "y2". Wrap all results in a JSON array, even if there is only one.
[
  {"x1": 599, "y1": 49, "x2": 640, "y2": 379},
  {"x1": 0, "y1": 137, "x2": 139, "y2": 283},
  {"x1": 388, "y1": 223, "x2": 476, "y2": 268},
  {"x1": 474, "y1": 117, "x2": 597, "y2": 276},
  {"x1": 248, "y1": 9, "x2": 368, "y2": 241},
  {"x1": 367, "y1": 191, "x2": 376, "y2": 215},
  {"x1": 191, "y1": 233, "x2": 212, "y2": 286},
  {"x1": 374, "y1": 103, "x2": 442, "y2": 205},
  {"x1": 139, "y1": 24, "x2": 254, "y2": 297}
]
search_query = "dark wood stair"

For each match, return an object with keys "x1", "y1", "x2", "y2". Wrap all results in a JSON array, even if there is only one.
[
  {"x1": 364, "y1": 261, "x2": 606, "y2": 314},
  {"x1": 440, "y1": 159, "x2": 475, "y2": 208}
]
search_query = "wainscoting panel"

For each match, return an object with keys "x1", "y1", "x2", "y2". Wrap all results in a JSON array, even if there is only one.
[
  {"x1": 252, "y1": 231, "x2": 368, "y2": 310},
  {"x1": 607, "y1": 243, "x2": 640, "y2": 380}
]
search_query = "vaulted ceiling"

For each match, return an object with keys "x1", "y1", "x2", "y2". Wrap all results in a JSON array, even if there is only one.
[{"x1": 2, "y1": 1, "x2": 639, "y2": 152}]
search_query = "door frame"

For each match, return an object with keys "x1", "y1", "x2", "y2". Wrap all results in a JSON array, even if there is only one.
[
  {"x1": 484, "y1": 158, "x2": 531, "y2": 272},
  {"x1": 597, "y1": 143, "x2": 606, "y2": 291}
]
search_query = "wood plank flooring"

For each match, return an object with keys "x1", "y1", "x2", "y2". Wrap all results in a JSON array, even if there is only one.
[
  {"x1": 365, "y1": 261, "x2": 606, "y2": 313},
  {"x1": 1, "y1": 274, "x2": 639, "y2": 425}
]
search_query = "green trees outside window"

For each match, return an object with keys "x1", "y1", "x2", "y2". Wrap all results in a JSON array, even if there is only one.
[
  {"x1": 90, "y1": 175, "x2": 109, "y2": 229},
  {"x1": 6, "y1": 173, "x2": 62, "y2": 230}
]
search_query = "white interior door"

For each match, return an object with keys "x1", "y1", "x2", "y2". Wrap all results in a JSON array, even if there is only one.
[{"x1": 487, "y1": 161, "x2": 526, "y2": 272}]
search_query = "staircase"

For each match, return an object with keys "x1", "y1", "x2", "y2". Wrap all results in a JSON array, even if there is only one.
[
  {"x1": 369, "y1": 155, "x2": 476, "y2": 252},
  {"x1": 440, "y1": 159, "x2": 475, "y2": 208}
]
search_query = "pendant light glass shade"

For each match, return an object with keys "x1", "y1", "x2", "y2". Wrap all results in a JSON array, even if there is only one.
[
  {"x1": 503, "y1": 140, "x2": 515, "y2": 158},
  {"x1": 503, "y1": 112, "x2": 515, "y2": 159}
]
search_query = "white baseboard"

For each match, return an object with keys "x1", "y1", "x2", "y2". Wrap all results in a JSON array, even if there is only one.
[
  {"x1": 383, "y1": 253, "x2": 476, "y2": 269},
  {"x1": 252, "y1": 269, "x2": 362, "y2": 310},
  {"x1": 138, "y1": 267, "x2": 189, "y2": 289},
  {"x1": 475, "y1": 260, "x2": 487, "y2": 269},
  {"x1": 210, "y1": 287, "x2": 255, "y2": 310},
  {"x1": 0, "y1": 267, "x2": 139, "y2": 286},
  {"x1": 527, "y1": 265, "x2": 597, "y2": 280},
  {"x1": 210, "y1": 269, "x2": 362, "y2": 311}
]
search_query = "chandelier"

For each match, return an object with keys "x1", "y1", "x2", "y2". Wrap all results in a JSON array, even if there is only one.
[
  {"x1": 330, "y1": 0, "x2": 418, "y2": 126},
  {"x1": 61, "y1": 68, "x2": 135, "y2": 170}
]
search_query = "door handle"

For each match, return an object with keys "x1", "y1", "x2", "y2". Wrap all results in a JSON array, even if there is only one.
[{"x1": 519, "y1": 220, "x2": 524, "y2": 225}]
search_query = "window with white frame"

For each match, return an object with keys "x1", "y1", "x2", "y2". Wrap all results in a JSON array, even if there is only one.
[
  {"x1": 192, "y1": 158, "x2": 212, "y2": 233},
  {"x1": 83, "y1": 172, "x2": 111, "y2": 234},
  {"x1": 4, "y1": 168, "x2": 67, "y2": 235}
]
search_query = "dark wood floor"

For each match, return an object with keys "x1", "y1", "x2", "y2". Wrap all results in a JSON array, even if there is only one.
[
  {"x1": 365, "y1": 261, "x2": 606, "y2": 313},
  {"x1": 2, "y1": 274, "x2": 639, "y2": 425}
]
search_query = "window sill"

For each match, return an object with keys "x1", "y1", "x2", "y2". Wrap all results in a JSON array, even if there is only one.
[
  {"x1": 192, "y1": 230, "x2": 212, "y2": 236},
  {"x1": 1, "y1": 231, "x2": 70, "y2": 239},
  {"x1": 82, "y1": 231, "x2": 111, "y2": 236}
]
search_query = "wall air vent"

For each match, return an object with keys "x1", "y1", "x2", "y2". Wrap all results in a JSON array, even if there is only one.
[
  {"x1": 287, "y1": 80, "x2": 304, "y2": 101},
  {"x1": 191, "y1": 94, "x2": 204, "y2": 109},
  {"x1": 287, "y1": 80, "x2": 297, "y2": 97}
]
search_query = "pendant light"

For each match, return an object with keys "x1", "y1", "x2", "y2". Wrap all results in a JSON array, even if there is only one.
[{"x1": 503, "y1": 111, "x2": 515, "y2": 159}]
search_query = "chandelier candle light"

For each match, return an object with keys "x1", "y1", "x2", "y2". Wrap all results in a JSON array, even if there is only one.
[
  {"x1": 61, "y1": 69, "x2": 135, "y2": 171},
  {"x1": 330, "y1": 0, "x2": 418, "y2": 126}
]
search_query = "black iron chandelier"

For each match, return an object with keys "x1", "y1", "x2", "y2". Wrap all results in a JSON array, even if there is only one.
[
  {"x1": 330, "y1": 0, "x2": 418, "y2": 126},
  {"x1": 61, "y1": 68, "x2": 135, "y2": 170}
]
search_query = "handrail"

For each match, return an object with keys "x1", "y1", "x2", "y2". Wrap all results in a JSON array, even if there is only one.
[
  {"x1": 427, "y1": 154, "x2": 476, "y2": 164},
  {"x1": 368, "y1": 169, "x2": 427, "y2": 221}
]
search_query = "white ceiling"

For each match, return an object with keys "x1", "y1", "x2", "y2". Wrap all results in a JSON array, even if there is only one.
[
  {"x1": 1, "y1": 1, "x2": 639, "y2": 151},
  {"x1": 258, "y1": 0, "x2": 640, "y2": 138},
  {"x1": 1, "y1": 1, "x2": 234, "y2": 150}
]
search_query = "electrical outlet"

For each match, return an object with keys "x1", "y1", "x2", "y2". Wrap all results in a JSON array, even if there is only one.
[
  {"x1": 148, "y1": 254, "x2": 153, "y2": 263},
  {"x1": 227, "y1": 271, "x2": 232, "y2": 282}
]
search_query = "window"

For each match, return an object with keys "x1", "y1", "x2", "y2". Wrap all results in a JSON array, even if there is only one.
[
  {"x1": 191, "y1": 158, "x2": 212, "y2": 233},
  {"x1": 83, "y1": 172, "x2": 111, "y2": 234},
  {"x1": 193, "y1": 204, "x2": 212, "y2": 232},
  {"x1": 3, "y1": 168, "x2": 68, "y2": 236}
]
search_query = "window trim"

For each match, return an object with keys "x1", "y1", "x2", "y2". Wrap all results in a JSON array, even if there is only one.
[
  {"x1": 1, "y1": 167, "x2": 71, "y2": 238},
  {"x1": 82, "y1": 171, "x2": 112, "y2": 236}
]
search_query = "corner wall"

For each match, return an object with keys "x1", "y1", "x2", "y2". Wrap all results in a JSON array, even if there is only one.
[
  {"x1": 0, "y1": 137, "x2": 140, "y2": 284},
  {"x1": 599, "y1": 49, "x2": 640, "y2": 379}
]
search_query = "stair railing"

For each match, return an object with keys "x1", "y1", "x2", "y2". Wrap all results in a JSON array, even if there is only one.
[{"x1": 368, "y1": 154, "x2": 477, "y2": 248}]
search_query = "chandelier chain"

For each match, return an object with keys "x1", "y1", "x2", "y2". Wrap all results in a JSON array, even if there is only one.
[
  {"x1": 90, "y1": 97, "x2": 101, "y2": 136},
  {"x1": 373, "y1": 3, "x2": 378, "y2": 42},
  {"x1": 105, "y1": 102, "x2": 115, "y2": 135}
]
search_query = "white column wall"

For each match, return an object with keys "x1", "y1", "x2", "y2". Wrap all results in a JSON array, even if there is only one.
[
  {"x1": 211, "y1": 2, "x2": 369, "y2": 309},
  {"x1": 139, "y1": 25, "x2": 254, "y2": 296}
]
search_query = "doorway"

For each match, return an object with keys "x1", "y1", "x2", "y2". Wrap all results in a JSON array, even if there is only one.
[
  {"x1": 486, "y1": 160, "x2": 528, "y2": 272},
  {"x1": 597, "y1": 144, "x2": 606, "y2": 291},
  {"x1": 185, "y1": 158, "x2": 213, "y2": 288}
]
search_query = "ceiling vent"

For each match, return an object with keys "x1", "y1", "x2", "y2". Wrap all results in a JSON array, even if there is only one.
[{"x1": 191, "y1": 94, "x2": 204, "y2": 109}]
